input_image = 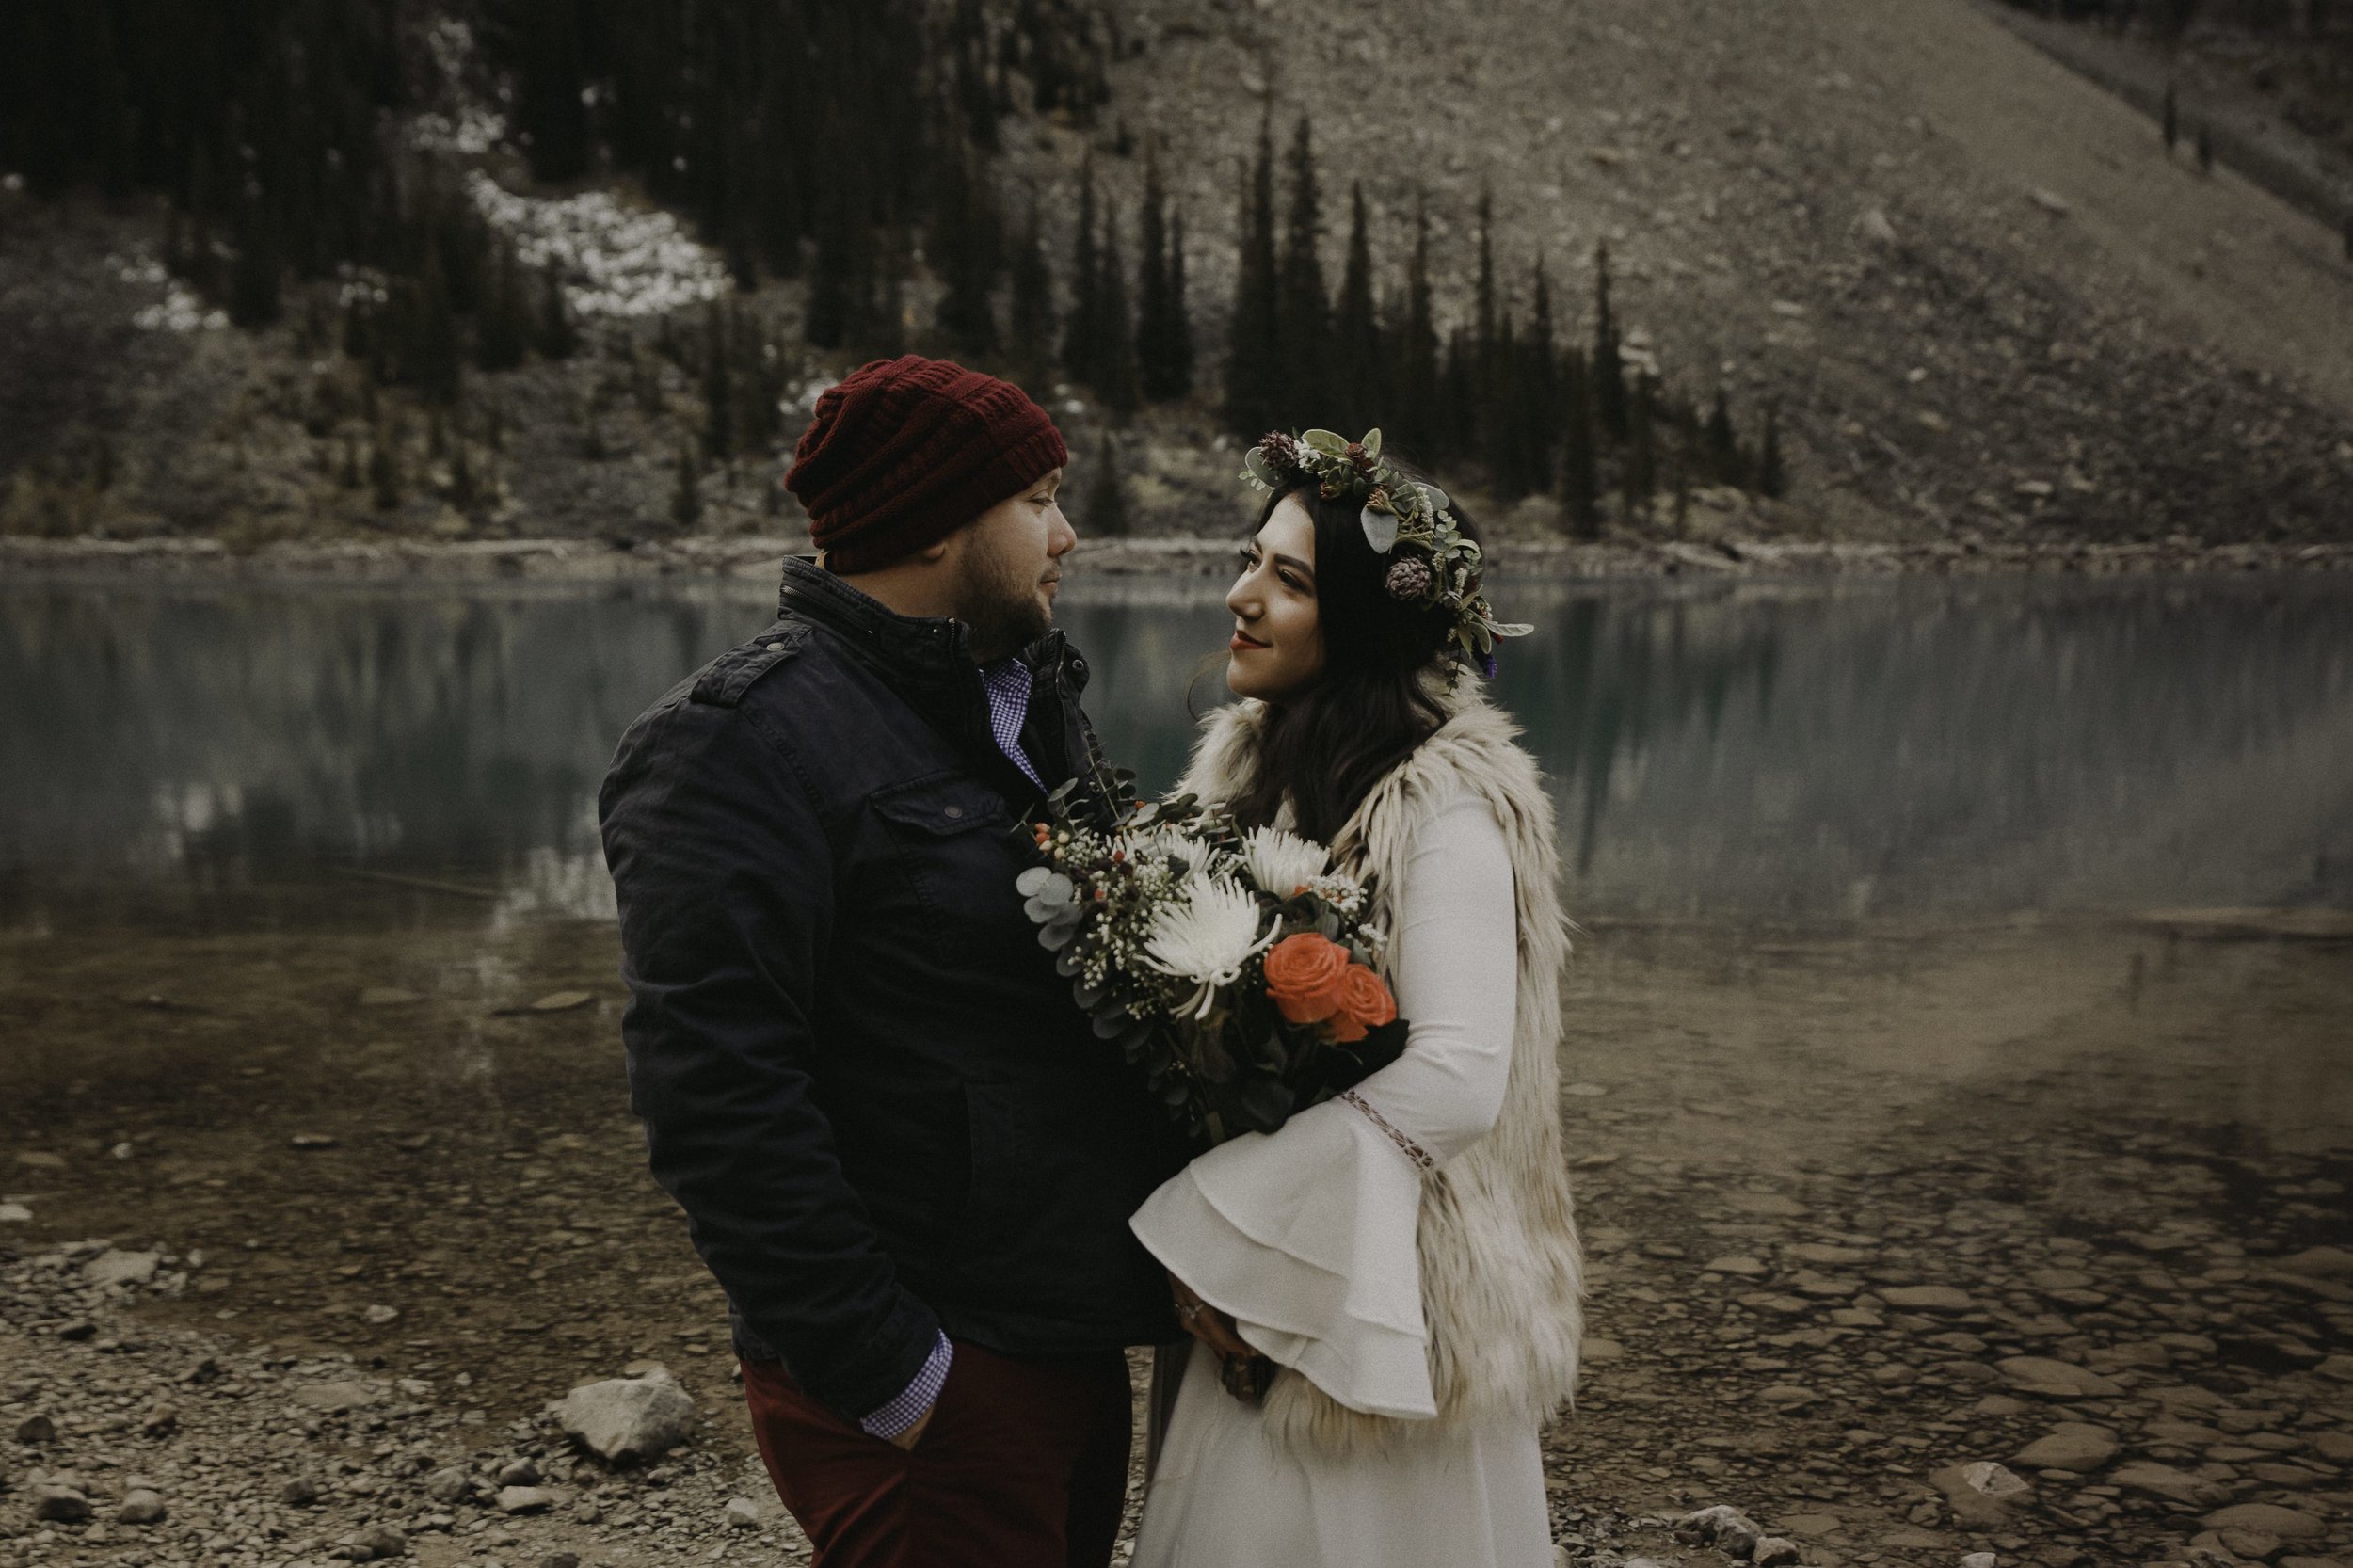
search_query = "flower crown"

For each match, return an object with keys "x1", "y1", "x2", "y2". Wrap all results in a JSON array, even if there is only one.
[{"x1": 1240, "y1": 427, "x2": 1531, "y2": 674}]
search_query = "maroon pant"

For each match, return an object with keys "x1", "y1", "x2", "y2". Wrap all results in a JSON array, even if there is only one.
[{"x1": 742, "y1": 1338, "x2": 1131, "y2": 1568}]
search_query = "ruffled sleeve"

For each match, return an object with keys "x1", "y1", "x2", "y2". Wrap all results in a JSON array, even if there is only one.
[{"x1": 1128, "y1": 795, "x2": 1519, "y2": 1419}]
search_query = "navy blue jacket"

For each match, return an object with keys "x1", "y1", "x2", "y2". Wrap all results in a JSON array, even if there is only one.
[{"x1": 599, "y1": 558, "x2": 1183, "y2": 1422}]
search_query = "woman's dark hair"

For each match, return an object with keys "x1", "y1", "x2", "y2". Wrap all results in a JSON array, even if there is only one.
[{"x1": 1227, "y1": 462, "x2": 1477, "y2": 843}]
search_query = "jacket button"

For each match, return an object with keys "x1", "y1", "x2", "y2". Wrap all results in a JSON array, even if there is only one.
[
  {"x1": 944, "y1": 806, "x2": 965, "y2": 820},
  {"x1": 763, "y1": 642, "x2": 785, "y2": 653}
]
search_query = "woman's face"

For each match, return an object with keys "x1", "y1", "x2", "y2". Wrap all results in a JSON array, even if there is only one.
[{"x1": 1225, "y1": 494, "x2": 1326, "y2": 702}]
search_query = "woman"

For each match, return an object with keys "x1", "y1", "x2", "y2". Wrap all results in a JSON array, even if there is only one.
[{"x1": 1128, "y1": 432, "x2": 1586, "y2": 1567}]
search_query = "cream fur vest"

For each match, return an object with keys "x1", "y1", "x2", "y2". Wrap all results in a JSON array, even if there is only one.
[{"x1": 1177, "y1": 678, "x2": 1586, "y2": 1454}]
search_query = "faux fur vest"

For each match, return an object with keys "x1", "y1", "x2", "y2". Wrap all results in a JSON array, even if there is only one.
[{"x1": 1177, "y1": 678, "x2": 1586, "y2": 1453}]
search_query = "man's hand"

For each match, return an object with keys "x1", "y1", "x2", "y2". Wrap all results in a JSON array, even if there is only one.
[
  {"x1": 886, "y1": 1400, "x2": 936, "y2": 1451},
  {"x1": 1167, "y1": 1270, "x2": 1252, "y2": 1359}
]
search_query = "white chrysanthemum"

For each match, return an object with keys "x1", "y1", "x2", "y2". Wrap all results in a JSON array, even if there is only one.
[
  {"x1": 1143, "y1": 877, "x2": 1273, "y2": 997},
  {"x1": 1237, "y1": 826, "x2": 1329, "y2": 896},
  {"x1": 1127, "y1": 824, "x2": 1229, "y2": 879}
]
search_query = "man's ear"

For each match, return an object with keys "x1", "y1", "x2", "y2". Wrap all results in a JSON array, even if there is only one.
[{"x1": 914, "y1": 536, "x2": 955, "y2": 566}]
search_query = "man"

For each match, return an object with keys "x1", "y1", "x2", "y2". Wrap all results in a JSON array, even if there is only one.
[{"x1": 599, "y1": 356, "x2": 1181, "y2": 1567}]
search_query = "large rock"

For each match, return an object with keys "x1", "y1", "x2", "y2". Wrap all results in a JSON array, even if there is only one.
[
  {"x1": 554, "y1": 1370, "x2": 696, "y2": 1464},
  {"x1": 1676, "y1": 1505, "x2": 1764, "y2": 1558},
  {"x1": 85, "y1": 1249, "x2": 162, "y2": 1288},
  {"x1": 2013, "y1": 1423, "x2": 2117, "y2": 1473},
  {"x1": 1996, "y1": 1356, "x2": 2125, "y2": 1399},
  {"x1": 291, "y1": 1380, "x2": 382, "y2": 1413},
  {"x1": 2201, "y1": 1503, "x2": 2325, "y2": 1541},
  {"x1": 32, "y1": 1485, "x2": 91, "y2": 1523}
]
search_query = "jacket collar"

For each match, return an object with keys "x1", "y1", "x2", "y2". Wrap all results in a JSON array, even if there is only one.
[{"x1": 775, "y1": 554, "x2": 1079, "y2": 692}]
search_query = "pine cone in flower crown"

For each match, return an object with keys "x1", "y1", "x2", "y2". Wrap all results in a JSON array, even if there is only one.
[{"x1": 1385, "y1": 555, "x2": 1434, "y2": 601}]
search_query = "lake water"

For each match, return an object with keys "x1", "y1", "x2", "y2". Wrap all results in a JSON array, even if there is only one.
[{"x1": 3, "y1": 569, "x2": 2350, "y2": 926}]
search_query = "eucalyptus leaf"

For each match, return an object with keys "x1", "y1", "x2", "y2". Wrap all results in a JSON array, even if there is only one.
[
  {"x1": 1040, "y1": 922, "x2": 1077, "y2": 952},
  {"x1": 1360, "y1": 505, "x2": 1401, "y2": 554},
  {"x1": 1417, "y1": 481, "x2": 1450, "y2": 515},
  {"x1": 1016, "y1": 865, "x2": 1054, "y2": 897},
  {"x1": 1301, "y1": 428, "x2": 1348, "y2": 456},
  {"x1": 1362, "y1": 427, "x2": 1383, "y2": 457},
  {"x1": 1055, "y1": 948, "x2": 1085, "y2": 977},
  {"x1": 1493, "y1": 621, "x2": 1535, "y2": 638},
  {"x1": 1242, "y1": 448, "x2": 1280, "y2": 488},
  {"x1": 1091, "y1": 1007, "x2": 1133, "y2": 1041},
  {"x1": 1074, "y1": 980, "x2": 1106, "y2": 1010}
]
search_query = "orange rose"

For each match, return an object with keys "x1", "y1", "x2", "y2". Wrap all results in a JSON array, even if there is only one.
[
  {"x1": 1324, "y1": 964, "x2": 1396, "y2": 1043},
  {"x1": 1264, "y1": 933, "x2": 1351, "y2": 1024},
  {"x1": 1338, "y1": 964, "x2": 1397, "y2": 1029}
]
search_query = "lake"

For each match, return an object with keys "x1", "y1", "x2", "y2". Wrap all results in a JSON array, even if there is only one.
[{"x1": 3, "y1": 568, "x2": 2350, "y2": 926}]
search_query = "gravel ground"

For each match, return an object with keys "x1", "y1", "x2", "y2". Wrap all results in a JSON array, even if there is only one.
[{"x1": 4, "y1": 903, "x2": 2350, "y2": 1568}]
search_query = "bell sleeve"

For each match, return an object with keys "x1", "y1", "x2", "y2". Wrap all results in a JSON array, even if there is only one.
[{"x1": 1128, "y1": 795, "x2": 1520, "y2": 1417}]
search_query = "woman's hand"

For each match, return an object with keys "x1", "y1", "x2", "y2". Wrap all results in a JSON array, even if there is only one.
[{"x1": 1166, "y1": 1270, "x2": 1253, "y2": 1359}]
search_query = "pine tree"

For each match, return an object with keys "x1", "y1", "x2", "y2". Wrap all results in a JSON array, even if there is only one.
[
  {"x1": 413, "y1": 251, "x2": 463, "y2": 405},
  {"x1": 671, "y1": 443, "x2": 703, "y2": 530},
  {"x1": 1166, "y1": 207, "x2": 1194, "y2": 399},
  {"x1": 1085, "y1": 431, "x2": 1129, "y2": 536},
  {"x1": 1224, "y1": 113, "x2": 1281, "y2": 436},
  {"x1": 1063, "y1": 155, "x2": 1100, "y2": 385},
  {"x1": 1274, "y1": 115, "x2": 1329, "y2": 422},
  {"x1": 229, "y1": 197, "x2": 283, "y2": 329},
  {"x1": 1334, "y1": 182, "x2": 1380, "y2": 435},
  {"x1": 520, "y1": 0, "x2": 591, "y2": 183},
  {"x1": 1007, "y1": 194, "x2": 1057, "y2": 392},
  {"x1": 536, "y1": 262, "x2": 579, "y2": 359},
  {"x1": 1623, "y1": 373, "x2": 1657, "y2": 525},
  {"x1": 932, "y1": 147, "x2": 1002, "y2": 360},
  {"x1": 368, "y1": 420, "x2": 403, "y2": 510},
  {"x1": 2162, "y1": 80, "x2": 2179, "y2": 152},
  {"x1": 1394, "y1": 196, "x2": 1440, "y2": 460},
  {"x1": 1705, "y1": 385, "x2": 1743, "y2": 486},
  {"x1": 1561, "y1": 347, "x2": 1600, "y2": 539},
  {"x1": 702, "y1": 302, "x2": 735, "y2": 460},
  {"x1": 474, "y1": 244, "x2": 529, "y2": 372},
  {"x1": 1092, "y1": 203, "x2": 1140, "y2": 417},
  {"x1": 1757, "y1": 402, "x2": 1787, "y2": 499},
  {"x1": 1592, "y1": 241, "x2": 1627, "y2": 441},
  {"x1": 1473, "y1": 186, "x2": 1498, "y2": 377},
  {"x1": 1522, "y1": 258, "x2": 1560, "y2": 493},
  {"x1": 2196, "y1": 125, "x2": 2214, "y2": 173},
  {"x1": 1136, "y1": 151, "x2": 1188, "y2": 403}
]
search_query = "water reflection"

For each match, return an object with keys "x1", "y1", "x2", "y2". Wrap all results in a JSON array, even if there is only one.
[{"x1": 1, "y1": 571, "x2": 2348, "y2": 922}]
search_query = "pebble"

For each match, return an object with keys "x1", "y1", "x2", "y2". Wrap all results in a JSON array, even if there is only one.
[
  {"x1": 32, "y1": 1484, "x2": 92, "y2": 1523},
  {"x1": 1877, "y1": 1284, "x2": 1974, "y2": 1312},
  {"x1": 280, "y1": 1476, "x2": 322, "y2": 1506},
  {"x1": 2110, "y1": 1459, "x2": 2231, "y2": 1507},
  {"x1": 356, "y1": 1523, "x2": 408, "y2": 1559},
  {"x1": 498, "y1": 1485, "x2": 560, "y2": 1513},
  {"x1": 116, "y1": 1488, "x2": 168, "y2": 1524},
  {"x1": 424, "y1": 1466, "x2": 472, "y2": 1503},
  {"x1": 724, "y1": 1496, "x2": 763, "y2": 1528},
  {"x1": 499, "y1": 1458, "x2": 544, "y2": 1486},
  {"x1": 16, "y1": 1413, "x2": 56, "y2": 1444},
  {"x1": 0, "y1": 1202, "x2": 31, "y2": 1223}
]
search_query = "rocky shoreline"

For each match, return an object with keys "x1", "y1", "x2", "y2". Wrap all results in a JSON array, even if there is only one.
[{"x1": 5, "y1": 534, "x2": 2351, "y2": 585}]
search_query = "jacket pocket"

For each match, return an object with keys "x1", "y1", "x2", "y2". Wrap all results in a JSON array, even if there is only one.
[{"x1": 866, "y1": 775, "x2": 1025, "y2": 968}]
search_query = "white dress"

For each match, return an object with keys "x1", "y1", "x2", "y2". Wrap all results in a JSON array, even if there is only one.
[{"x1": 1128, "y1": 796, "x2": 1555, "y2": 1568}]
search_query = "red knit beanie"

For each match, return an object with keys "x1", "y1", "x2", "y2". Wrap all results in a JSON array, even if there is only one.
[{"x1": 784, "y1": 356, "x2": 1068, "y2": 572}]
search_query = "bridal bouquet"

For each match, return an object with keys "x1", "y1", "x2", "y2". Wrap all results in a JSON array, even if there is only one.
[{"x1": 1017, "y1": 772, "x2": 1408, "y2": 1147}]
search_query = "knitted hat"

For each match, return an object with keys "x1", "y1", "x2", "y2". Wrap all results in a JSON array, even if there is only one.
[{"x1": 784, "y1": 356, "x2": 1067, "y2": 572}]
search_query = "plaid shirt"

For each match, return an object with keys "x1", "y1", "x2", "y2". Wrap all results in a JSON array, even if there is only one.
[{"x1": 979, "y1": 658, "x2": 1044, "y2": 788}]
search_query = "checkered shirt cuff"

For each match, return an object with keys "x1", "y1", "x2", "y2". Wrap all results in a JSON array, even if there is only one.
[{"x1": 858, "y1": 1331, "x2": 952, "y2": 1439}]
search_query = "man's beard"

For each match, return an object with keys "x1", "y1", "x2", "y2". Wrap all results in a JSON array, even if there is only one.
[{"x1": 956, "y1": 536, "x2": 1051, "y2": 663}]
